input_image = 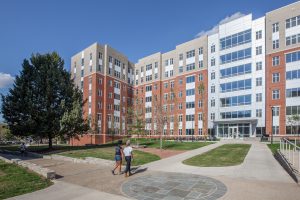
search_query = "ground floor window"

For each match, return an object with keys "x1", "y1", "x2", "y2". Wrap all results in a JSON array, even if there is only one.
[
  {"x1": 286, "y1": 126, "x2": 300, "y2": 135},
  {"x1": 256, "y1": 127, "x2": 265, "y2": 137},
  {"x1": 198, "y1": 128, "x2": 203, "y2": 135},
  {"x1": 186, "y1": 129, "x2": 194, "y2": 135},
  {"x1": 272, "y1": 126, "x2": 279, "y2": 135},
  {"x1": 217, "y1": 123, "x2": 250, "y2": 138}
]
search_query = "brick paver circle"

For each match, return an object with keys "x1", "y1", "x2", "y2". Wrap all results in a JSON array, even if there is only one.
[{"x1": 122, "y1": 172, "x2": 227, "y2": 200}]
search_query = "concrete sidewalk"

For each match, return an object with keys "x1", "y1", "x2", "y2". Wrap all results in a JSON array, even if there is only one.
[
  {"x1": 7, "y1": 180, "x2": 131, "y2": 200},
  {"x1": 145, "y1": 140, "x2": 293, "y2": 183}
]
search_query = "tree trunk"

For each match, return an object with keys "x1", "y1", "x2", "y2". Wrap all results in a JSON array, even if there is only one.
[{"x1": 48, "y1": 135, "x2": 53, "y2": 150}]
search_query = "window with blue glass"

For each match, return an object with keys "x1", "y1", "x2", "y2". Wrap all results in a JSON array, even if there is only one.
[
  {"x1": 220, "y1": 79, "x2": 251, "y2": 93},
  {"x1": 186, "y1": 102, "x2": 195, "y2": 109},
  {"x1": 286, "y1": 87, "x2": 300, "y2": 98},
  {"x1": 220, "y1": 110, "x2": 251, "y2": 119},
  {"x1": 286, "y1": 51, "x2": 300, "y2": 63},
  {"x1": 186, "y1": 76, "x2": 195, "y2": 83},
  {"x1": 286, "y1": 69, "x2": 300, "y2": 80},
  {"x1": 220, "y1": 48, "x2": 251, "y2": 64},
  {"x1": 220, "y1": 63, "x2": 251, "y2": 78},
  {"x1": 220, "y1": 29, "x2": 251, "y2": 50},
  {"x1": 186, "y1": 89, "x2": 195, "y2": 96},
  {"x1": 220, "y1": 94, "x2": 251, "y2": 107}
]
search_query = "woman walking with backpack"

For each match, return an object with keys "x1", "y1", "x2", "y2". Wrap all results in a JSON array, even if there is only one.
[{"x1": 112, "y1": 140, "x2": 123, "y2": 175}]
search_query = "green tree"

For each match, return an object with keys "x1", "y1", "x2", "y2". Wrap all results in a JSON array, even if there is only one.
[
  {"x1": 1, "y1": 52, "x2": 86, "y2": 149},
  {"x1": 127, "y1": 100, "x2": 145, "y2": 146},
  {"x1": 60, "y1": 88, "x2": 89, "y2": 143},
  {"x1": 197, "y1": 82, "x2": 207, "y2": 140}
]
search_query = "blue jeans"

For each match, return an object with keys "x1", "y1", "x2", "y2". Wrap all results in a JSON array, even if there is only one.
[{"x1": 125, "y1": 156, "x2": 131, "y2": 174}]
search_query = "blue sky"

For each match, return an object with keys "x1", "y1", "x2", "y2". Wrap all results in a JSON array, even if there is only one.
[{"x1": 0, "y1": 0, "x2": 297, "y2": 121}]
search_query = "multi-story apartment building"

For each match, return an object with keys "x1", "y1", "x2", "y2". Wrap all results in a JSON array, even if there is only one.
[
  {"x1": 265, "y1": 2, "x2": 300, "y2": 137},
  {"x1": 70, "y1": 43, "x2": 135, "y2": 145},
  {"x1": 208, "y1": 14, "x2": 266, "y2": 139},
  {"x1": 134, "y1": 37, "x2": 208, "y2": 138},
  {"x1": 71, "y1": 2, "x2": 300, "y2": 145}
]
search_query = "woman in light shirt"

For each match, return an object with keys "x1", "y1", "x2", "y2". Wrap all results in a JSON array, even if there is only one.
[{"x1": 123, "y1": 140, "x2": 133, "y2": 177}]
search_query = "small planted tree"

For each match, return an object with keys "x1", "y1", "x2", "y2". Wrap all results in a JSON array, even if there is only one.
[
  {"x1": 197, "y1": 82, "x2": 206, "y2": 140},
  {"x1": 287, "y1": 114, "x2": 300, "y2": 144},
  {"x1": 127, "y1": 99, "x2": 146, "y2": 146}
]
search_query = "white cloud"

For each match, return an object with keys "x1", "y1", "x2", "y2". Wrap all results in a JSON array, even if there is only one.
[
  {"x1": 0, "y1": 72, "x2": 15, "y2": 88},
  {"x1": 195, "y1": 12, "x2": 246, "y2": 38}
]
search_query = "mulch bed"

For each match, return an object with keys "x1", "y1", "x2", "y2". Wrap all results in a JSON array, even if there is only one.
[{"x1": 137, "y1": 148, "x2": 186, "y2": 159}]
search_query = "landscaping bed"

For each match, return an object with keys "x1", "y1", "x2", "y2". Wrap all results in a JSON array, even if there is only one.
[
  {"x1": 0, "y1": 160, "x2": 52, "y2": 199},
  {"x1": 183, "y1": 144, "x2": 251, "y2": 167}
]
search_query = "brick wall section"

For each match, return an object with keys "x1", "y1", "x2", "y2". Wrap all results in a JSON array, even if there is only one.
[{"x1": 266, "y1": 47, "x2": 300, "y2": 136}]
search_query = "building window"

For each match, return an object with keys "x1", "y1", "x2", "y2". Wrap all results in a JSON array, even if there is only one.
[
  {"x1": 211, "y1": 99, "x2": 215, "y2": 107},
  {"x1": 220, "y1": 48, "x2": 251, "y2": 64},
  {"x1": 186, "y1": 50, "x2": 195, "y2": 58},
  {"x1": 256, "y1": 109, "x2": 262, "y2": 117},
  {"x1": 186, "y1": 76, "x2": 195, "y2": 83},
  {"x1": 220, "y1": 29, "x2": 251, "y2": 50},
  {"x1": 179, "y1": 79, "x2": 183, "y2": 85},
  {"x1": 199, "y1": 47, "x2": 203, "y2": 55},
  {"x1": 272, "y1": 56, "x2": 280, "y2": 66},
  {"x1": 170, "y1": 58, "x2": 174, "y2": 65},
  {"x1": 179, "y1": 54, "x2": 183, "y2": 60},
  {"x1": 256, "y1": 77, "x2": 262, "y2": 86},
  {"x1": 198, "y1": 128, "x2": 203, "y2": 135},
  {"x1": 199, "y1": 60, "x2": 203, "y2": 68},
  {"x1": 220, "y1": 79, "x2": 251, "y2": 93},
  {"x1": 164, "y1": 82, "x2": 168, "y2": 88},
  {"x1": 179, "y1": 66, "x2": 183, "y2": 73},
  {"x1": 286, "y1": 87, "x2": 300, "y2": 98},
  {"x1": 286, "y1": 69, "x2": 300, "y2": 80},
  {"x1": 256, "y1": 46, "x2": 262, "y2": 55},
  {"x1": 198, "y1": 100, "x2": 203, "y2": 108},
  {"x1": 219, "y1": 63, "x2": 251, "y2": 79},
  {"x1": 211, "y1": 45, "x2": 215, "y2": 53},
  {"x1": 272, "y1": 73, "x2": 280, "y2": 83},
  {"x1": 211, "y1": 72, "x2": 215, "y2": 80},
  {"x1": 186, "y1": 63, "x2": 195, "y2": 71},
  {"x1": 256, "y1": 62, "x2": 262, "y2": 71},
  {"x1": 165, "y1": 60, "x2": 169, "y2": 66},
  {"x1": 178, "y1": 103, "x2": 183, "y2": 110},
  {"x1": 211, "y1": 58, "x2": 215, "y2": 66},
  {"x1": 256, "y1": 30, "x2": 262, "y2": 40},
  {"x1": 285, "y1": 51, "x2": 300, "y2": 63},
  {"x1": 272, "y1": 22, "x2": 279, "y2": 33},
  {"x1": 211, "y1": 85, "x2": 215, "y2": 93},
  {"x1": 211, "y1": 113, "x2": 215, "y2": 120},
  {"x1": 272, "y1": 39, "x2": 279, "y2": 49},
  {"x1": 286, "y1": 15, "x2": 300, "y2": 29},
  {"x1": 170, "y1": 81, "x2": 174, "y2": 88},
  {"x1": 272, "y1": 89, "x2": 280, "y2": 100},
  {"x1": 199, "y1": 74, "x2": 203, "y2": 81},
  {"x1": 198, "y1": 113, "x2": 203, "y2": 121},
  {"x1": 256, "y1": 93, "x2": 262, "y2": 102},
  {"x1": 179, "y1": 91, "x2": 183, "y2": 98},
  {"x1": 220, "y1": 94, "x2": 251, "y2": 107},
  {"x1": 286, "y1": 34, "x2": 300, "y2": 46},
  {"x1": 273, "y1": 107, "x2": 279, "y2": 116}
]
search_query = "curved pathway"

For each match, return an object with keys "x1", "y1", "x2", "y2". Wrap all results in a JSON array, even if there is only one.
[{"x1": 4, "y1": 140, "x2": 300, "y2": 200}]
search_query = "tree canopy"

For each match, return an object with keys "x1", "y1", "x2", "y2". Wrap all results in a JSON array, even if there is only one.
[{"x1": 1, "y1": 52, "x2": 88, "y2": 148}]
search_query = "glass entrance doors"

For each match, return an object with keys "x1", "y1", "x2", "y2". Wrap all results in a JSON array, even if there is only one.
[{"x1": 228, "y1": 127, "x2": 238, "y2": 139}]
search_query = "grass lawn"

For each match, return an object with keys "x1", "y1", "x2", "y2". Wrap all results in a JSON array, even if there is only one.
[
  {"x1": 59, "y1": 147, "x2": 160, "y2": 166},
  {"x1": 0, "y1": 160, "x2": 52, "y2": 199},
  {"x1": 267, "y1": 143, "x2": 280, "y2": 154},
  {"x1": 133, "y1": 138, "x2": 214, "y2": 150},
  {"x1": 183, "y1": 144, "x2": 251, "y2": 167}
]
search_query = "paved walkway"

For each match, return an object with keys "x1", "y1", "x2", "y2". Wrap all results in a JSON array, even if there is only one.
[{"x1": 3, "y1": 140, "x2": 300, "y2": 200}]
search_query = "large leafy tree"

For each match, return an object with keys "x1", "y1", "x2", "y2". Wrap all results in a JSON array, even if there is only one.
[{"x1": 1, "y1": 52, "x2": 87, "y2": 149}]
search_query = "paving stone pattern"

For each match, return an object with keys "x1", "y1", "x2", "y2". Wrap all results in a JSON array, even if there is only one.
[{"x1": 122, "y1": 172, "x2": 227, "y2": 200}]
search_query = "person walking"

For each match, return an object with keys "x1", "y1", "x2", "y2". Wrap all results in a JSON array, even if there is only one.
[
  {"x1": 20, "y1": 142, "x2": 27, "y2": 157},
  {"x1": 123, "y1": 140, "x2": 133, "y2": 177},
  {"x1": 112, "y1": 140, "x2": 123, "y2": 175}
]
